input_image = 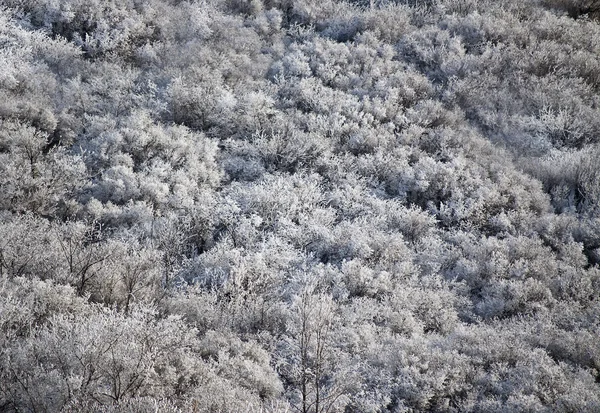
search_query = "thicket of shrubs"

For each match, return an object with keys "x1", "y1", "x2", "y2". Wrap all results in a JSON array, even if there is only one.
[{"x1": 1, "y1": 0, "x2": 600, "y2": 411}]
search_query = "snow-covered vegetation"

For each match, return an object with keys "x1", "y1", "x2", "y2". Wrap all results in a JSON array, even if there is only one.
[{"x1": 1, "y1": 0, "x2": 600, "y2": 411}]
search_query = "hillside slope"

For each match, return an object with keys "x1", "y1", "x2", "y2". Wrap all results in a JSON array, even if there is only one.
[{"x1": 1, "y1": 0, "x2": 600, "y2": 411}]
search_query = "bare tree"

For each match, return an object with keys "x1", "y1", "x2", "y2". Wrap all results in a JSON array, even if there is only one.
[{"x1": 286, "y1": 283, "x2": 349, "y2": 413}]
